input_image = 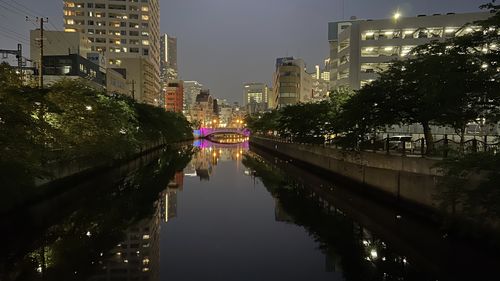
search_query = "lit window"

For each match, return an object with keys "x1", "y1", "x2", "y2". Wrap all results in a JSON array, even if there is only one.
[
  {"x1": 66, "y1": 19, "x2": 75, "y2": 25},
  {"x1": 142, "y1": 40, "x2": 149, "y2": 45},
  {"x1": 141, "y1": 15, "x2": 149, "y2": 20},
  {"x1": 141, "y1": 6, "x2": 149, "y2": 12}
]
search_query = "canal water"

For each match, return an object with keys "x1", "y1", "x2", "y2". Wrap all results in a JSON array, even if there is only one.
[{"x1": 1, "y1": 140, "x2": 499, "y2": 281}]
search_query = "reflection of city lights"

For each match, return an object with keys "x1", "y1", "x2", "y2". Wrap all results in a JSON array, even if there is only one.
[{"x1": 370, "y1": 249, "x2": 378, "y2": 259}]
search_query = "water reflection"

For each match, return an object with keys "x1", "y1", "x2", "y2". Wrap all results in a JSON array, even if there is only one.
[
  {"x1": 185, "y1": 139, "x2": 248, "y2": 181},
  {"x1": 243, "y1": 146, "x2": 500, "y2": 281},
  {"x1": 4, "y1": 139, "x2": 498, "y2": 281},
  {"x1": 0, "y1": 145, "x2": 192, "y2": 281}
]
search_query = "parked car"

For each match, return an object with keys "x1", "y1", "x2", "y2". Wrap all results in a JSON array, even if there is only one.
[{"x1": 387, "y1": 136, "x2": 413, "y2": 151}]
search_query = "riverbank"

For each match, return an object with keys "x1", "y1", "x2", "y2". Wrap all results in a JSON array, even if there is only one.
[
  {"x1": 251, "y1": 136, "x2": 441, "y2": 210},
  {"x1": 0, "y1": 140, "x2": 193, "y2": 216},
  {"x1": 250, "y1": 136, "x2": 500, "y2": 237}
]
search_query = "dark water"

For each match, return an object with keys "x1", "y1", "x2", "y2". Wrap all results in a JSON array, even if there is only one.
[{"x1": 2, "y1": 140, "x2": 499, "y2": 281}]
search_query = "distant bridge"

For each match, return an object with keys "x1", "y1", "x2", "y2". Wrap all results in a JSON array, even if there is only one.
[{"x1": 196, "y1": 127, "x2": 251, "y2": 138}]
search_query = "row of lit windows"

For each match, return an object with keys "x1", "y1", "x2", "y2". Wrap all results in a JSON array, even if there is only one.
[
  {"x1": 65, "y1": 15, "x2": 149, "y2": 25},
  {"x1": 361, "y1": 26, "x2": 481, "y2": 41},
  {"x1": 88, "y1": 37, "x2": 148, "y2": 45},
  {"x1": 361, "y1": 45, "x2": 418, "y2": 57},
  {"x1": 87, "y1": 29, "x2": 149, "y2": 36},
  {"x1": 65, "y1": 2, "x2": 150, "y2": 9},
  {"x1": 90, "y1": 46, "x2": 149, "y2": 55}
]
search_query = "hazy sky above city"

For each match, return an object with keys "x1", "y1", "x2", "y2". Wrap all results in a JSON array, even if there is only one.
[{"x1": 0, "y1": 0, "x2": 489, "y2": 103}]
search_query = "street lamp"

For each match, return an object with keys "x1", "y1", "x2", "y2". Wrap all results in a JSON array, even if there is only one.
[{"x1": 393, "y1": 11, "x2": 401, "y2": 21}]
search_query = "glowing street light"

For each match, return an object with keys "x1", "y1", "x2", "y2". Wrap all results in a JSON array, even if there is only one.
[{"x1": 393, "y1": 11, "x2": 401, "y2": 21}]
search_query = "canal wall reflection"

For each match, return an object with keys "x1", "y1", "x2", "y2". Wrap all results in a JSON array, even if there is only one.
[{"x1": 244, "y1": 145, "x2": 500, "y2": 281}]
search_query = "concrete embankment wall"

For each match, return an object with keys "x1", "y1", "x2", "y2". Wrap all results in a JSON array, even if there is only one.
[{"x1": 250, "y1": 137, "x2": 442, "y2": 210}]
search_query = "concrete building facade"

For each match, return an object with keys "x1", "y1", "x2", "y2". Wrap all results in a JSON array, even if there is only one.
[
  {"x1": 328, "y1": 12, "x2": 492, "y2": 91},
  {"x1": 271, "y1": 57, "x2": 313, "y2": 108},
  {"x1": 63, "y1": 0, "x2": 160, "y2": 105}
]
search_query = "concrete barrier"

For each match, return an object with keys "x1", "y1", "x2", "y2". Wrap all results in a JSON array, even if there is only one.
[{"x1": 251, "y1": 137, "x2": 442, "y2": 210}]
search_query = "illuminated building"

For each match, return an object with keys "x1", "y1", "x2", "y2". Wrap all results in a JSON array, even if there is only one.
[
  {"x1": 328, "y1": 12, "x2": 491, "y2": 90},
  {"x1": 164, "y1": 80, "x2": 184, "y2": 113},
  {"x1": 63, "y1": 0, "x2": 160, "y2": 105},
  {"x1": 243, "y1": 82, "x2": 269, "y2": 114},
  {"x1": 160, "y1": 34, "x2": 177, "y2": 82},
  {"x1": 183, "y1": 80, "x2": 203, "y2": 115}
]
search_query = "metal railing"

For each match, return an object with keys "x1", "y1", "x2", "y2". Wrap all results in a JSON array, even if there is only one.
[{"x1": 253, "y1": 134, "x2": 500, "y2": 158}]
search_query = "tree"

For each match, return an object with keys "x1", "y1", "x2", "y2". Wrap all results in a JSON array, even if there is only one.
[
  {"x1": 278, "y1": 102, "x2": 332, "y2": 143},
  {"x1": 0, "y1": 62, "x2": 22, "y2": 89}
]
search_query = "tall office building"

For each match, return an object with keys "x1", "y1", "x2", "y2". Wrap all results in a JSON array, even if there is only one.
[
  {"x1": 328, "y1": 12, "x2": 491, "y2": 91},
  {"x1": 63, "y1": 0, "x2": 160, "y2": 105},
  {"x1": 160, "y1": 34, "x2": 178, "y2": 82},
  {"x1": 271, "y1": 57, "x2": 313, "y2": 108},
  {"x1": 183, "y1": 80, "x2": 203, "y2": 113},
  {"x1": 243, "y1": 83, "x2": 269, "y2": 114}
]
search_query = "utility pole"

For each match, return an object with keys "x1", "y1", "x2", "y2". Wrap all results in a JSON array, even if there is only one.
[{"x1": 27, "y1": 16, "x2": 48, "y2": 89}]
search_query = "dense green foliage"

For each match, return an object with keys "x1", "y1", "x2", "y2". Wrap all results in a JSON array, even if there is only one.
[{"x1": 0, "y1": 69, "x2": 192, "y2": 205}]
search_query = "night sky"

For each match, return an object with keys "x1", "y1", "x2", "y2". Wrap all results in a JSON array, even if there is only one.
[{"x1": 0, "y1": 0, "x2": 488, "y2": 103}]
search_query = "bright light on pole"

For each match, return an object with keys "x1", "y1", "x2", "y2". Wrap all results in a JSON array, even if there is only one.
[{"x1": 393, "y1": 11, "x2": 401, "y2": 21}]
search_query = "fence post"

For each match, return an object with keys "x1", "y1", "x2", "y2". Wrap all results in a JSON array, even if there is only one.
[
  {"x1": 484, "y1": 135, "x2": 488, "y2": 152},
  {"x1": 420, "y1": 138, "x2": 425, "y2": 156},
  {"x1": 443, "y1": 134, "x2": 449, "y2": 158},
  {"x1": 472, "y1": 138, "x2": 478, "y2": 153},
  {"x1": 385, "y1": 134, "x2": 390, "y2": 154},
  {"x1": 401, "y1": 139, "x2": 406, "y2": 156}
]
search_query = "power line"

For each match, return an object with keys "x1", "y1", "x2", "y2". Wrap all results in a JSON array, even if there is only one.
[
  {"x1": 8, "y1": 0, "x2": 41, "y2": 18},
  {"x1": 0, "y1": 2, "x2": 26, "y2": 17},
  {"x1": 0, "y1": 30, "x2": 29, "y2": 44},
  {"x1": 0, "y1": 0, "x2": 35, "y2": 17}
]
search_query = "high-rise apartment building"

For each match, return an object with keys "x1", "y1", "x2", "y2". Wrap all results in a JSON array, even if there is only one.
[
  {"x1": 328, "y1": 12, "x2": 491, "y2": 91},
  {"x1": 63, "y1": 0, "x2": 160, "y2": 105},
  {"x1": 243, "y1": 83, "x2": 269, "y2": 114},
  {"x1": 160, "y1": 34, "x2": 178, "y2": 82},
  {"x1": 271, "y1": 57, "x2": 313, "y2": 108}
]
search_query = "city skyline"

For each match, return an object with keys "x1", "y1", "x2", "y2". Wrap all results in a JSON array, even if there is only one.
[{"x1": 0, "y1": 0, "x2": 488, "y2": 103}]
